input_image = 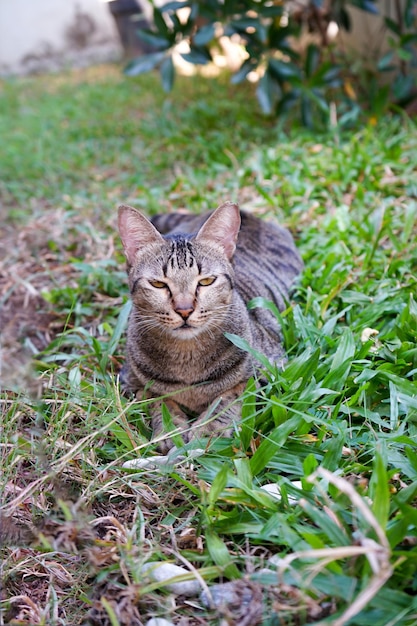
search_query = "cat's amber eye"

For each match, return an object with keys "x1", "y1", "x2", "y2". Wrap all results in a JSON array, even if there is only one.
[
  {"x1": 198, "y1": 276, "x2": 216, "y2": 286},
  {"x1": 149, "y1": 280, "x2": 167, "y2": 289}
]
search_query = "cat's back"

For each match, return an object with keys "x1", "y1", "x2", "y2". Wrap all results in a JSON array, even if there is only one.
[{"x1": 233, "y1": 211, "x2": 302, "y2": 310}]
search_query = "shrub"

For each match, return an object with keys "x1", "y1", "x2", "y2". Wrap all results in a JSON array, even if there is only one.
[{"x1": 125, "y1": 0, "x2": 417, "y2": 126}]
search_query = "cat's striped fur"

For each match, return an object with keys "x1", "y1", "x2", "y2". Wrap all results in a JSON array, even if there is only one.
[{"x1": 118, "y1": 201, "x2": 302, "y2": 451}]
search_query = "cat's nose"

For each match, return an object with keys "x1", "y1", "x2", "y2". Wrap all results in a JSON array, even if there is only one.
[
  {"x1": 175, "y1": 305, "x2": 194, "y2": 320},
  {"x1": 174, "y1": 294, "x2": 195, "y2": 320}
]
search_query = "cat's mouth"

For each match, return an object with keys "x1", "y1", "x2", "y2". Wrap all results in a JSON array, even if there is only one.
[
  {"x1": 178, "y1": 321, "x2": 193, "y2": 330},
  {"x1": 173, "y1": 321, "x2": 200, "y2": 337}
]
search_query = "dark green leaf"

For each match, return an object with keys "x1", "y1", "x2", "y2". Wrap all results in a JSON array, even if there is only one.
[
  {"x1": 377, "y1": 52, "x2": 395, "y2": 72},
  {"x1": 256, "y1": 71, "x2": 274, "y2": 115},
  {"x1": 250, "y1": 415, "x2": 304, "y2": 475},
  {"x1": 124, "y1": 52, "x2": 165, "y2": 76},
  {"x1": 339, "y1": 7, "x2": 351, "y2": 31},
  {"x1": 225, "y1": 332, "x2": 276, "y2": 374},
  {"x1": 205, "y1": 529, "x2": 240, "y2": 579},
  {"x1": 160, "y1": 55, "x2": 175, "y2": 92},
  {"x1": 193, "y1": 24, "x2": 215, "y2": 46},
  {"x1": 162, "y1": 403, "x2": 185, "y2": 449},
  {"x1": 180, "y1": 48, "x2": 211, "y2": 65},
  {"x1": 305, "y1": 44, "x2": 320, "y2": 78},
  {"x1": 392, "y1": 74, "x2": 414, "y2": 101},
  {"x1": 240, "y1": 378, "x2": 257, "y2": 450},
  {"x1": 153, "y1": 6, "x2": 169, "y2": 37},
  {"x1": 137, "y1": 29, "x2": 171, "y2": 50},
  {"x1": 269, "y1": 58, "x2": 301, "y2": 82},
  {"x1": 105, "y1": 300, "x2": 131, "y2": 358},
  {"x1": 384, "y1": 16, "x2": 401, "y2": 35},
  {"x1": 351, "y1": 0, "x2": 379, "y2": 14},
  {"x1": 161, "y1": 1, "x2": 189, "y2": 11},
  {"x1": 208, "y1": 465, "x2": 229, "y2": 506},
  {"x1": 276, "y1": 90, "x2": 299, "y2": 115},
  {"x1": 231, "y1": 60, "x2": 258, "y2": 85}
]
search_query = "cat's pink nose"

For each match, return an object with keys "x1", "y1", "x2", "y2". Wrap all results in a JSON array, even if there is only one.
[{"x1": 175, "y1": 306, "x2": 194, "y2": 320}]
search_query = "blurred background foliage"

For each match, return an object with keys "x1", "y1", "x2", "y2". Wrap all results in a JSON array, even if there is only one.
[{"x1": 125, "y1": 0, "x2": 417, "y2": 127}]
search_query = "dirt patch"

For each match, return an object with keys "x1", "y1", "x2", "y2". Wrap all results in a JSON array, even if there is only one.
[
  {"x1": 0, "y1": 218, "x2": 63, "y2": 392},
  {"x1": 0, "y1": 207, "x2": 117, "y2": 392}
]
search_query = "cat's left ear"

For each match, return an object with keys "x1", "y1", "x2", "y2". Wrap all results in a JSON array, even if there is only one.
[{"x1": 196, "y1": 201, "x2": 241, "y2": 260}]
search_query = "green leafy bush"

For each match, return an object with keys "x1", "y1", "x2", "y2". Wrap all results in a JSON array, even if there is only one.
[{"x1": 126, "y1": 0, "x2": 417, "y2": 126}]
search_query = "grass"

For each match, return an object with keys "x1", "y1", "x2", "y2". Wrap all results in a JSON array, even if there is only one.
[{"x1": 1, "y1": 63, "x2": 417, "y2": 625}]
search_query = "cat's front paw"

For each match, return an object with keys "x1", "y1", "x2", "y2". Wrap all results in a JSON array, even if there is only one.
[
  {"x1": 118, "y1": 364, "x2": 140, "y2": 397},
  {"x1": 151, "y1": 400, "x2": 190, "y2": 453},
  {"x1": 187, "y1": 419, "x2": 234, "y2": 445},
  {"x1": 154, "y1": 435, "x2": 176, "y2": 455}
]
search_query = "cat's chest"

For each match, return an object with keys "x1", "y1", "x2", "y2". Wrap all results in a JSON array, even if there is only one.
[
  {"x1": 133, "y1": 335, "x2": 251, "y2": 410},
  {"x1": 150, "y1": 341, "x2": 222, "y2": 383}
]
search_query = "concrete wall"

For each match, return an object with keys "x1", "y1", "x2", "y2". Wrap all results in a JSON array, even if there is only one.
[{"x1": 0, "y1": 0, "x2": 123, "y2": 76}]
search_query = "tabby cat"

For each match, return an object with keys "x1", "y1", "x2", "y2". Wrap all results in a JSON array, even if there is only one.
[{"x1": 118, "y1": 201, "x2": 302, "y2": 451}]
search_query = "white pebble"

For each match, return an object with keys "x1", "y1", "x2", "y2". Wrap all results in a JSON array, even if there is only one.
[
  {"x1": 260, "y1": 481, "x2": 302, "y2": 503},
  {"x1": 123, "y1": 448, "x2": 205, "y2": 470},
  {"x1": 140, "y1": 562, "x2": 201, "y2": 596},
  {"x1": 146, "y1": 619, "x2": 175, "y2": 626},
  {"x1": 123, "y1": 456, "x2": 173, "y2": 469}
]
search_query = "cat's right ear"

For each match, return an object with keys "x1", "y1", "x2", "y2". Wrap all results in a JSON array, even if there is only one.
[
  {"x1": 196, "y1": 201, "x2": 241, "y2": 260},
  {"x1": 118, "y1": 204, "x2": 164, "y2": 266}
]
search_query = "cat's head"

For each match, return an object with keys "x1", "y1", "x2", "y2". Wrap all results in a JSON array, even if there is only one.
[{"x1": 118, "y1": 202, "x2": 241, "y2": 338}]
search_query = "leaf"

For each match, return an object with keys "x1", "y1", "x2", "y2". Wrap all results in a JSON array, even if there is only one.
[
  {"x1": 101, "y1": 596, "x2": 121, "y2": 626},
  {"x1": 162, "y1": 1, "x2": 189, "y2": 11},
  {"x1": 208, "y1": 465, "x2": 229, "y2": 507},
  {"x1": 162, "y1": 403, "x2": 185, "y2": 449},
  {"x1": 268, "y1": 58, "x2": 301, "y2": 82},
  {"x1": 224, "y1": 332, "x2": 276, "y2": 374},
  {"x1": 137, "y1": 29, "x2": 171, "y2": 50},
  {"x1": 276, "y1": 90, "x2": 299, "y2": 115},
  {"x1": 369, "y1": 451, "x2": 390, "y2": 529},
  {"x1": 205, "y1": 529, "x2": 240, "y2": 579},
  {"x1": 281, "y1": 348, "x2": 320, "y2": 386},
  {"x1": 248, "y1": 296, "x2": 282, "y2": 319},
  {"x1": 301, "y1": 500, "x2": 350, "y2": 545},
  {"x1": 180, "y1": 48, "x2": 211, "y2": 65},
  {"x1": 193, "y1": 23, "x2": 215, "y2": 46},
  {"x1": 377, "y1": 52, "x2": 395, "y2": 72},
  {"x1": 384, "y1": 16, "x2": 401, "y2": 36},
  {"x1": 404, "y1": 0, "x2": 417, "y2": 27},
  {"x1": 250, "y1": 415, "x2": 303, "y2": 475},
  {"x1": 259, "y1": 5, "x2": 284, "y2": 18},
  {"x1": 105, "y1": 300, "x2": 131, "y2": 359},
  {"x1": 389, "y1": 381, "x2": 399, "y2": 430},
  {"x1": 153, "y1": 6, "x2": 169, "y2": 37},
  {"x1": 351, "y1": 0, "x2": 379, "y2": 14},
  {"x1": 231, "y1": 59, "x2": 257, "y2": 85},
  {"x1": 392, "y1": 74, "x2": 414, "y2": 101},
  {"x1": 305, "y1": 44, "x2": 320, "y2": 78},
  {"x1": 124, "y1": 52, "x2": 165, "y2": 76},
  {"x1": 331, "y1": 329, "x2": 356, "y2": 370},
  {"x1": 240, "y1": 378, "x2": 257, "y2": 450},
  {"x1": 160, "y1": 55, "x2": 175, "y2": 92},
  {"x1": 234, "y1": 457, "x2": 253, "y2": 489},
  {"x1": 301, "y1": 95, "x2": 313, "y2": 128},
  {"x1": 339, "y1": 7, "x2": 351, "y2": 31},
  {"x1": 256, "y1": 71, "x2": 274, "y2": 115}
]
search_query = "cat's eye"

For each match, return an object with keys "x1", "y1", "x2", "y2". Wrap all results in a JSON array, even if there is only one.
[
  {"x1": 198, "y1": 276, "x2": 216, "y2": 286},
  {"x1": 149, "y1": 280, "x2": 167, "y2": 289}
]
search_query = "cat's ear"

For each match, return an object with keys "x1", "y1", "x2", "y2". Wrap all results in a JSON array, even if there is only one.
[
  {"x1": 118, "y1": 204, "x2": 164, "y2": 265},
  {"x1": 195, "y1": 201, "x2": 241, "y2": 260}
]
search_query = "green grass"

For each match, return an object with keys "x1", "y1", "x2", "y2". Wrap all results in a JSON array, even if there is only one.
[{"x1": 1, "y1": 64, "x2": 417, "y2": 625}]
